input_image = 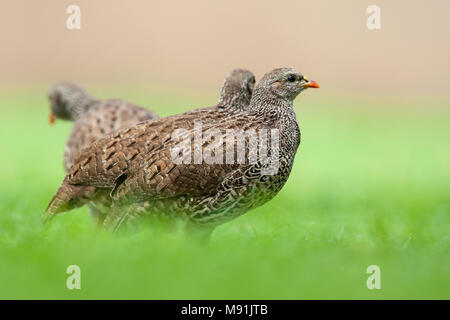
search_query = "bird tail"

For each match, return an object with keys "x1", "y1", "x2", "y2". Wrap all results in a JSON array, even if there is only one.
[{"x1": 42, "y1": 181, "x2": 96, "y2": 224}]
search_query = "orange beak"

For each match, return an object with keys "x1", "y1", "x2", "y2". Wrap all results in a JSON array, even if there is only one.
[
  {"x1": 49, "y1": 112, "x2": 55, "y2": 125},
  {"x1": 305, "y1": 80, "x2": 320, "y2": 88}
]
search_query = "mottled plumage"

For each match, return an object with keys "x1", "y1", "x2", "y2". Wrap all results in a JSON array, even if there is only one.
[
  {"x1": 48, "y1": 82, "x2": 159, "y2": 170},
  {"x1": 45, "y1": 70, "x2": 255, "y2": 226},
  {"x1": 44, "y1": 68, "x2": 318, "y2": 232}
]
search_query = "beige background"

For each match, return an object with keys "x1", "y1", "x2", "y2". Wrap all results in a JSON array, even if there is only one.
[{"x1": 1, "y1": 0, "x2": 449, "y2": 97}]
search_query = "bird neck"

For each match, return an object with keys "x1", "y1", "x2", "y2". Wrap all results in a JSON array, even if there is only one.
[
  {"x1": 248, "y1": 88, "x2": 293, "y2": 119},
  {"x1": 217, "y1": 89, "x2": 250, "y2": 112},
  {"x1": 69, "y1": 96, "x2": 96, "y2": 121},
  {"x1": 249, "y1": 88, "x2": 301, "y2": 152}
]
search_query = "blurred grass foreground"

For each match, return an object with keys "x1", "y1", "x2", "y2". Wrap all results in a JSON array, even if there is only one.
[{"x1": 0, "y1": 87, "x2": 448, "y2": 299}]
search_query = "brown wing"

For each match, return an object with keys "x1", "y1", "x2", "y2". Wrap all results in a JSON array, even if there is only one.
[
  {"x1": 64, "y1": 99, "x2": 159, "y2": 170},
  {"x1": 65, "y1": 112, "x2": 260, "y2": 203}
]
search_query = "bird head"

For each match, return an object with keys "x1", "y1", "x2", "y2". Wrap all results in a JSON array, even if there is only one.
[
  {"x1": 48, "y1": 82, "x2": 94, "y2": 124},
  {"x1": 253, "y1": 67, "x2": 319, "y2": 102}
]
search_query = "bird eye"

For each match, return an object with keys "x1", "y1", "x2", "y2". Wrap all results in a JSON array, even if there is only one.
[{"x1": 287, "y1": 75, "x2": 297, "y2": 82}]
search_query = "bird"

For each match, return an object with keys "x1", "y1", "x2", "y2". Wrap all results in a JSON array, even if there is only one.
[
  {"x1": 44, "y1": 69, "x2": 256, "y2": 227},
  {"x1": 48, "y1": 82, "x2": 160, "y2": 171},
  {"x1": 44, "y1": 68, "x2": 319, "y2": 233},
  {"x1": 48, "y1": 82, "x2": 160, "y2": 226}
]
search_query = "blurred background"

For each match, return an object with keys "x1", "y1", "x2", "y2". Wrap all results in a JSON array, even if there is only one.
[
  {"x1": 0, "y1": 0, "x2": 448, "y2": 299},
  {"x1": 1, "y1": 0, "x2": 449, "y2": 96}
]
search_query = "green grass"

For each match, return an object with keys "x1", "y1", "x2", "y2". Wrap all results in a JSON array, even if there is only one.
[{"x1": 0, "y1": 88, "x2": 449, "y2": 299}]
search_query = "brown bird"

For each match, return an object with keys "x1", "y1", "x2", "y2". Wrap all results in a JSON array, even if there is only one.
[
  {"x1": 44, "y1": 69, "x2": 256, "y2": 227},
  {"x1": 44, "y1": 68, "x2": 318, "y2": 233},
  {"x1": 48, "y1": 82, "x2": 160, "y2": 171}
]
